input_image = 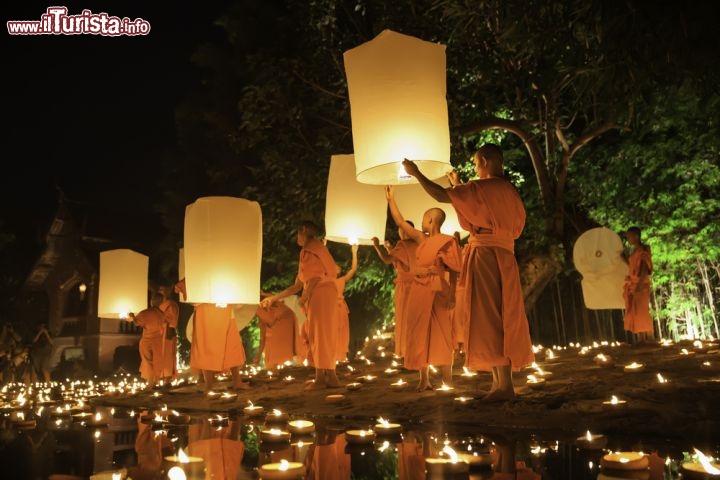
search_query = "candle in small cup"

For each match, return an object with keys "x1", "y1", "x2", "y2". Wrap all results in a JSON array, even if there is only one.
[
  {"x1": 258, "y1": 459, "x2": 305, "y2": 479},
  {"x1": 680, "y1": 448, "x2": 720, "y2": 479},
  {"x1": 346, "y1": 429, "x2": 376, "y2": 444},
  {"x1": 526, "y1": 375, "x2": 546, "y2": 389},
  {"x1": 389, "y1": 379, "x2": 408, "y2": 390},
  {"x1": 425, "y1": 446, "x2": 470, "y2": 476},
  {"x1": 600, "y1": 451, "x2": 649, "y2": 470},
  {"x1": 624, "y1": 362, "x2": 645, "y2": 373},
  {"x1": 326, "y1": 394, "x2": 346, "y2": 403},
  {"x1": 345, "y1": 382, "x2": 362, "y2": 391},
  {"x1": 575, "y1": 430, "x2": 607, "y2": 450},
  {"x1": 602, "y1": 395, "x2": 627, "y2": 409},
  {"x1": 373, "y1": 417, "x2": 402, "y2": 435},
  {"x1": 163, "y1": 447, "x2": 206, "y2": 479},
  {"x1": 260, "y1": 428, "x2": 291, "y2": 443},
  {"x1": 287, "y1": 419, "x2": 315, "y2": 435},
  {"x1": 244, "y1": 402, "x2": 264, "y2": 417}
]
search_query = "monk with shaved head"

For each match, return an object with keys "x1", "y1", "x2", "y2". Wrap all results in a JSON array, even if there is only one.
[
  {"x1": 402, "y1": 144, "x2": 534, "y2": 402},
  {"x1": 385, "y1": 185, "x2": 462, "y2": 391}
]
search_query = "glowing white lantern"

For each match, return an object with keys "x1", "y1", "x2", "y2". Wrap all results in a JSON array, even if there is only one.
[
  {"x1": 324, "y1": 154, "x2": 387, "y2": 245},
  {"x1": 183, "y1": 196, "x2": 262, "y2": 305},
  {"x1": 394, "y1": 180, "x2": 469, "y2": 238},
  {"x1": 343, "y1": 29, "x2": 451, "y2": 185},
  {"x1": 97, "y1": 249, "x2": 148, "y2": 318},
  {"x1": 573, "y1": 227, "x2": 627, "y2": 309}
]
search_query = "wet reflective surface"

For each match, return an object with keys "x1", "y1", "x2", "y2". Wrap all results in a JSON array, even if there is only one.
[{"x1": 2, "y1": 403, "x2": 719, "y2": 479}]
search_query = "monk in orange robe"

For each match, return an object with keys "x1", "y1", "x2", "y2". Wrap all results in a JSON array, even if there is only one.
[
  {"x1": 402, "y1": 144, "x2": 535, "y2": 402},
  {"x1": 261, "y1": 221, "x2": 340, "y2": 389},
  {"x1": 386, "y1": 185, "x2": 462, "y2": 391},
  {"x1": 190, "y1": 303, "x2": 250, "y2": 392},
  {"x1": 187, "y1": 417, "x2": 245, "y2": 480},
  {"x1": 158, "y1": 285, "x2": 179, "y2": 381},
  {"x1": 255, "y1": 294, "x2": 303, "y2": 368},
  {"x1": 622, "y1": 226, "x2": 654, "y2": 341},
  {"x1": 306, "y1": 430, "x2": 350, "y2": 480},
  {"x1": 334, "y1": 243, "x2": 358, "y2": 362},
  {"x1": 372, "y1": 222, "x2": 418, "y2": 358},
  {"x1": 129, "y1": 292, "x2": 166, "y2": 386},
  {"x1": 128, "y1": 412, "x2": 171, "y2": 480}
]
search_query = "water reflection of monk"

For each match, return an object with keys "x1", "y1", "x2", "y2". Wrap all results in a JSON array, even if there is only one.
[
  {"x1": 129, "y1": 413, "x2": 172, "y2": 480},
  {"x1": 488, "y1": 436, "x2": 540, "y2": 480},
  {"x1": 305, "y1": 427, "x2": 350, "y2": 479},
  {"x1": 186, "y1": 417, "x2": 245, "y2": 480},
  {"x1": 398, "y1": 431, "x2": 430, "y2": 480}
]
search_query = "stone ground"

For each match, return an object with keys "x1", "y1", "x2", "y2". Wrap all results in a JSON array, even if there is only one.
[{"x1": 92, "y1": 339, "x2": 720, "y2": 446}]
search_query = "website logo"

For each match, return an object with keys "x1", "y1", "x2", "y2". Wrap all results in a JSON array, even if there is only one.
[{"x1": 7, "y1": 7, "x2": 151, "y2": 36}]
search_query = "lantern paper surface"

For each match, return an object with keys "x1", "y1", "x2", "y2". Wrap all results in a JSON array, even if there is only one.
[
  {"x1": 343, "y1": 29, "x2": 451, "y2": 185},
  {"x1": 573, "y1": 227, "x2": 627, "y2": 309},
  {"x1": 97, "y1": 249, "x2": 148, "y2": 318},
  {"x1": 184, "y1": 196, "x2": 262, "y2": 305},
  {"x1": 325, "y1": 154, "x2": 387, "y2": 245},
  {"x1": 394, "y1": 180, "x2": 469, "y2": 238}
]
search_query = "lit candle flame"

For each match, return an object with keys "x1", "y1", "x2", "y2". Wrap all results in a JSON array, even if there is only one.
[
  {"x1": 442, "y1": 445, "x2": 459, "y2": 463},
  {"x1": 279, "y1": 459, "x2": 289, "y2": 471},
  {"x1": 586, "y1": 430, "x2": 593, "y2": 441},
  {"x1": 167, "y1": 466, "x2": 187, "y2": 480},
  {"x1": 656, "y1": 373, "x2": 668, "y2": 384},
  {"x1": 693, "y1": 448, "x2": 720, "y2": 474},
  {"x1": 378, "y1": 417, "x2": 390, "y2": 427},
  {"x1": 610, "y1": 395, "x2": 619, "y2": 405},
  {"x1": 178, "y1": 447, "x2": 190, "y2": 463},
  {"x1": 272, "y1": 409, "x2": 282, "y2": 416}
]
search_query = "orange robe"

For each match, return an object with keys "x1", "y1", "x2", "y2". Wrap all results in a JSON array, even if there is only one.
[
  {"x1": 623, "y1": 245, "x2": 653, "y2": 333},
  {"x1": 390, "y1": 239, "x2": 418, "y2": 357},
  {"x1": 255, "y1": 301, "x2": 302, "y2": 368},
  {"x1": 159, "y1": 298, "x2": 179, "y2": 379},
  {"x1": 187, "y1": 420, "x2": 245, "y2": 480},
  {"x1": 447, "y1": 177, "x2": 535, "y2": 372},
  {"x1": 403, "y1": 234, "x2": 462, "y2": 371},
  {"x1": 298, "y1": 238, "x2": 339, "y2": 370},
  {"x1": 335, "y1": 277, "x2": 350, "y2": 362},
  {"x1": 190, "y1": 303, "x2": 246, "y2": 372},
  {"x1": 131, "y1": 415, "x2": 168, "y2": 480},
  {"x1": 397, "y1": 436, "x2": 425, "y2": 480},
  {"x1": 307, "y1": 433, "x2": 350, "y2": 480},
  {"x1": 450, "y1": 242, "x2": 468, "y2": 350},
  {"x1": 133, "y1": 306, "x2": 165, "y2": 382}
]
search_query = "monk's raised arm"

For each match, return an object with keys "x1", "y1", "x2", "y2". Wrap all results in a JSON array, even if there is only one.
[
  {"x1": 402, "y1": 159, "x2": 451, "y2": 203},
  {"x1": 386, "y1": 185, "x2": 426, "y2": 244}
]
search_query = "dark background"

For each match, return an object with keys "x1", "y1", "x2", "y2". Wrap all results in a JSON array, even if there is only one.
[{"x1": 3, "y1": 1, "x2": 232, "y2": 270}]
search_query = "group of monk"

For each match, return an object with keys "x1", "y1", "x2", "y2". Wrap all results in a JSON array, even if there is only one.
[
  {"x1": 261, "y1": 143, "x2": 534, "y2": 401},
  {"x1": 131, "y1": 143, "x2": 536, "y2": 402}
]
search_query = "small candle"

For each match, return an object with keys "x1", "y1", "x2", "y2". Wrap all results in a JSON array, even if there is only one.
[
  {"x1": 265, "y1": 409, "x2": 289, "y2": 426},
  {"x1": 167, "y1": 411, "x2": 191, "y2": 425},
  {"x1": 425, "y1": 446, "x2": 470, "y2": 476},
  {"x1": 287, "y1": 419, "x2": 315, "y2": 435},
  {"x1": 600, "y1": 451, "x2": 648, "y2": 470},
  {"x1": 358, "y1": 375, "x2": 377, "y2": 383},
  {"x1": 594, "y1": 353, "x2": 614, "y2": 367},
  {"x1": 389, "y1": 379, "x2": 408, "y2": 390},
  {"x1": 373, "y1": 417, "x2": 402, "y2": 435},
  {"x1": 345, "y1": 382, "x2": 362, "y2": 391},
  {"x1": 655, "y1": 373, "x2": 670, "y2": 385},
  {"x1": 384, "y1": 368, "x2": 398, "y2": 375},
  {"x1": 259, "y1": 459, "x2": 305, "y2": 479},
  {"x1": 346, "y1": 429, "x2": 376, "y2": 444},
  {"x1": 526, "y1": 375, "x2": 546, "y2": 389},
  {"x1": 461, "y1": 366, "x2": 477, "y2": 378},
  {"x1": 434, "y1": 384, "x2": 455, "y2": 393},
  {"x1": 163, "y1": 448, "x2": 206, "y2": 479},
  {"x1": 575, "y1": 430, "x2": 608, "y2": 450},
  {"x1": 701, "y1": 361, "x2": 720, "y2": 372},
  {"x1": 602, "y1": 395, "x2": 627, "y2": 409},
  {"x1": 454, "y1": 396, "x2": 472, "y2": 403},
  {"x1": 624, "y1": 362, "x2": 645, "y2": 373},
  {"x1": 680, "y1": 348, "x2": 696, "y2": 356},
  {"x1": 325, "y1": 394, "x2": 346, "y2": 403},
  {"x1": 260, "y1": 428, "x2": 291, "y2": 443},
  {"x1": 244, "y1": 403, "x2": 264, "y2": 417},
  {"x1": 681, "y1": 448, "x2": 720, "y2": 479}
]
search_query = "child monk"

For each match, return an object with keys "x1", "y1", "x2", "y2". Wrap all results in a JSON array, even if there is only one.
[
  {"x1": 128, "y1": 292, "x2": 166, "y2": 386},
  {"x1": 261, "y1": 221, "x2": 340, "y2": 390},
  {"x1": 622, "y1": 226, "x2": 654, "y2": 343},
  {"x1": 158, "y1": 284, "x2": 180, "y2": 382},
  {"x1": 254, "y1": 292, "x2": 303, "y2": 368},
  {"x1": 372, "y1": 221, "x2": 418, "y2": 359},
  {"x1": 385, "y1": 185, "x2": 462, "y2": 391}
]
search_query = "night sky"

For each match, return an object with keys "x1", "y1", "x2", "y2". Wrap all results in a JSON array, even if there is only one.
[{"x1": 3, "y1": 1, "x2": 231, "y2": 265}]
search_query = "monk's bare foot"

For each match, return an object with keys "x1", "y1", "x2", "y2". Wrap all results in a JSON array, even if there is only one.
[{"x1": 478, "y1": 389, "x2": 514, "y2": 403}]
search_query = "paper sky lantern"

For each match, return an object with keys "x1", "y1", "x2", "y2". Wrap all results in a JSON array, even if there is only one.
[
  {"x1": 573, "y1": 227, "x2": 627, "y2": 309},
  {"x1": 184, "y1": 196, "x2": 262, "y2": 305},
  {"x1": 394, "y1": 180, "x2": 469, "y2": 238},
  {"x1": 325, "y1": 154, "x2": 387, "y2": 245},
  {"x1": 97, "y1": 249, "x2": 148, "y2": 318},
  {"x1": 178, "y1": 247, "x2": 185, "y2": 281},
  {"x1": 343, "y1": 29, "x2": 451, "y2": 185}
]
